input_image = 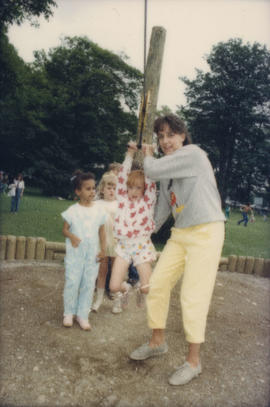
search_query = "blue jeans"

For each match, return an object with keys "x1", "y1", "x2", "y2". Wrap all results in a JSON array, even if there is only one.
[
  {"x1": 10, "y1": 188, "x2": 22, "y2": 212},
  {"x1": 238, "y1": 213, "x2": 248, "y2": 226}
]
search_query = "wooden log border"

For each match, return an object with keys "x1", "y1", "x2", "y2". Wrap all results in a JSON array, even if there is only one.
[{"x1": 0, "y1": 235, "x2": 269, "y2": 278}]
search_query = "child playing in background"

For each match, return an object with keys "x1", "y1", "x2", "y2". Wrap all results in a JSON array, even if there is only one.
[
  {"x1": 224, "y1": 205, "x2": 230, "y2": 221},
  {"x1": 237, "y1": 203, "x2": 252, "y2": 227},
  {"x1": 108, "y1": 162, "x2": 122, "y2": 176},
  {"x1": 109, "y1": 142, "x2": 157, "y2": 313},
  {"x1": 61, "y1": 170, "x2": 106, "y2": 331},
  {"x1": 92, "y1": 172, "x2": 118, "y2": 312}
]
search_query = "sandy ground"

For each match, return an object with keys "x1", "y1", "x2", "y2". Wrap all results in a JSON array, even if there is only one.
[{"x1": 0, "y1": 260, "x2": 270, "y2": 407}]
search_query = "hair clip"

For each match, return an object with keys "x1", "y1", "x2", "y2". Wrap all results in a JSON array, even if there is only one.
[{"x1": 70, "y1": 175, "x2": 76, "y2": 182}]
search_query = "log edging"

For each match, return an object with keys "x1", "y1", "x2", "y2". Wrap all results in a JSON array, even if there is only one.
[{"x1": 0, "y1": 235, "x2": 269, "y2": 278}]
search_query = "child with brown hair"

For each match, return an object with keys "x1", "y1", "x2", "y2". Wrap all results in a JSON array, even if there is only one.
[
  {"x1": 130, "y1": 114, "x2": 225, "y2": 386},
  {"x1": 109, "y1": 142, "x2": 157, "y2": 313},
  {"x1": 92, "y1": 172, "x2": 118, "y2": 311}
]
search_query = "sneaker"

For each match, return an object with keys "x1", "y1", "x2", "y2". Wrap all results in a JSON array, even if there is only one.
[
  {"x1": 129, "y1": 342, "x2": 168, "y2": 360},
  {"x1": 92, "y1": 299, "x2": 102, "y2": 312},
  {"x1": 63, "y1": 314, "x2": 73, "y2": 328},
  {"x1": 75, "y1": 316, "x2": 91, "y2": 331},
  {"x1": 92, "y1": 302, "x2": 99, "y2": 312},
  {"x1": 112, "y1": 295, "x2": 122, "y2": 314},
  {"x1": 168, "y1": 361, "x2": 202, "y2": 386}
]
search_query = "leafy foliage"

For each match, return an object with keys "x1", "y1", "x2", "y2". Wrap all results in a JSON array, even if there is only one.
[
  {"x1": 0, "y1": 35, "x2": 142, "y2": 197},
  {"x1": 178, "y1": 39, "x2": 270, "y2": 205},
  {"x1": 0, "y1": 0, "x2": 57, "y2": 28}
]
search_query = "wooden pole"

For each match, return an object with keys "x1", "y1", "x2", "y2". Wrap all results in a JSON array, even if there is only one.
[{"x1": 134, "y1": 26, "x2": 166, "y2": 166}]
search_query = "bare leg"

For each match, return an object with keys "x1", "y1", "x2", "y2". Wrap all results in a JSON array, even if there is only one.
[
  {"x1": 96, "y1": 257, "x2": 109, "y2": 289},
  {"x1": 110, "y1": 256, "x2": 130, "y2": 314},
  {"x1": 136, "y1": 262, "x2": 152, "y2": 294},
  {"x1": 187, "y1": 343, "x2": 200, "y2": 367},
  {"x1": 109, "y1": 256, "x2": 129, "y2": 293},
  {"x1": 92, "y1": 258, "x2": 110, "y2": 311},
  {"x1": 149, "y1": 329, "x2": 166, "y2": 347}
]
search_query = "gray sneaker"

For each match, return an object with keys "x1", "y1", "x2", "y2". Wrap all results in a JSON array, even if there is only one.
[
  {"x1": 129, "y1": 342, "x2": 168, "y2": 360},
  {"x1": 168, "y1": 361, "x2": 202, "y2": 385}
]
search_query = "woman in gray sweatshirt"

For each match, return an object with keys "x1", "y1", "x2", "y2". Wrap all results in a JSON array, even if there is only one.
[{"x1": 130, "y1": 114, "x2": 225, "y2": 386}]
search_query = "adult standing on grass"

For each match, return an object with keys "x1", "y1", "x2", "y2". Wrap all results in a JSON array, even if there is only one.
[
  {"x1": 9, "y1": 173, "x2": 25, "y2": 213},
  {"x1": 129, "y1": 114, "x2": 225, "y2": 386}
]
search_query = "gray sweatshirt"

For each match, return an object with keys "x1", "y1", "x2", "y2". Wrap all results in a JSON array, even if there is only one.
[{"x1": 144, "y1": 144, "x2": 225, "y2": 231}]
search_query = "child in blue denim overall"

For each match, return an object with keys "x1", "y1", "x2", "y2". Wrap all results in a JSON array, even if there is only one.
[{"x1": 61, "y1": 170, "x2": 107, "y2": 331}]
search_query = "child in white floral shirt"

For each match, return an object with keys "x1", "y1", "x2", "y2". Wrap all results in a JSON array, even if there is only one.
[{"x1": 109, "y1": 142, "x2": 157, "y2": 313}]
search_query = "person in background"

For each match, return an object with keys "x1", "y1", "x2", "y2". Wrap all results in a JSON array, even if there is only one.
[
  {"x1": 224, "y1": 205, "x2": 230, "y2": 220},
  {"x1": 10, "y1": 173, "x2": 25, "y2": 213},
  {"x1": 0, "y1": 172, "x2": 9, "y2": 194},
  {"x1": 237, "y1": 203, "x2": 252, "y2": 227},
  {"x1": 108, "y1": 162, "x2": 122, "y2": 176}
]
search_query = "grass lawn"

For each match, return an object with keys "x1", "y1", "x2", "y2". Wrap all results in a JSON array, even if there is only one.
[
  {"x1": 0, "y1": 190, "x2": 71, "y2": 243},
  {"x1": 1, "y1": 191, "x2": 269, "y2": 259}
]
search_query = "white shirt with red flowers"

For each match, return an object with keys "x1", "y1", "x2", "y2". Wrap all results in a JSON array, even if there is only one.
[{"x1": 114, "y1": 154, "x2": 156, "y2": 240}]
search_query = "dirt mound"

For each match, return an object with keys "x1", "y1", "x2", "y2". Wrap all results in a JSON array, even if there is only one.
[{"x1": 0, "y1": 261, "x2": 270, "y2": 407}]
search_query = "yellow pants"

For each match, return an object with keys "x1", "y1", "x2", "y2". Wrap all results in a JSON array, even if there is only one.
[{"x1": 147, "y1": 221, "x2": 225, "y2": 343}]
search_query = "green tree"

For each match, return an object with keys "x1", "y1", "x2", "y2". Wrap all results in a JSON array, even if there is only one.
[
  {"x1": 0, "y1": 33, "x2": 34, "y2": 174},
  {"x1": 156, "y1": 105, "x2": 173, "y2": 117},
  {"x1": 178, "y1": 39, "x2": 270, "y2": 205},
  {"x1": 0, "y1": 0, "x2": 56, "y2": 29},
  {"x1": 0, "y1": 0, "x2": 57, "y2": 176},
  {"x1": 22, "y1": 37, "x2": 142, "y2": 196}
]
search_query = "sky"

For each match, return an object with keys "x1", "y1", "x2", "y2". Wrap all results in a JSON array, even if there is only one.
[{"x1": 8, "y1": 0, "x2": 270, "y2": 110}]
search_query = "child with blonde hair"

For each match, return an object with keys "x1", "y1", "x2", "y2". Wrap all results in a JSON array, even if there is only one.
[
  {"x1": 109, "y1": 142, "x2": 157, "y2": 313},
  {"x1": 92, "y1": 172, "x2": 118, "y2": 311},
  {"x1": 108, "y1": 162, "x2": 121, "y2": 176}
]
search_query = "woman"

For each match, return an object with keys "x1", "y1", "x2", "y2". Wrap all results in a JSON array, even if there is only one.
[{"x1": 130, "y1": 115, "x2": 225, "y2": 386}]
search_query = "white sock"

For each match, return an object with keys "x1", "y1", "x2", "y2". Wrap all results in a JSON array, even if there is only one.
[
  {"x1": 121, "y1": 281, "x2": 131, "y2": 293},
  {"x1": 96, "y1": 288, "x2": 104, "y2": 302},
  {"x1": 93, "y1": 288, "x2": 105, "y2": 310}
]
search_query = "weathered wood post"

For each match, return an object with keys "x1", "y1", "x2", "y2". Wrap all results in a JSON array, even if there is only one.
[
  {"x1": 228, "y1": 255, "x2": 237, "y2": 273},
  {"x1": 134, "y1": 26, "x2": 166, "y2": 166},
  {"x1": 6, "y1": 235, "x2": 16, "y2": 260},
  {"x1": 0, "y1": 235, "x2": 7, "y2": 260},
  {"x1": 26, "y1": 237, "x2": 37, "y2": 260},
  {"x1": 36, "y1": 237, "x2": 46, "y2": 260},
  {"x1": 16, "y1": 236, "x2": 26, "y2": 260}
]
